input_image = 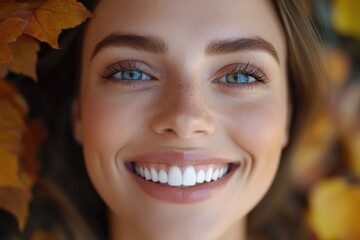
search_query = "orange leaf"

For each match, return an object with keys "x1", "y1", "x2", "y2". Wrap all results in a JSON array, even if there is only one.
[
  {"x1": 9, "y1": 35, "x2": 40, "y2": 80},
  {"x1": 0, "y1": 63, "x2": 9, "y2": 79},
  {"x1": 307, "y1": 178, "x2": 360, "y2": 239},
  {"x1": 20, "y1": 120, "x2": 47, "y2": 187},
  {"x1": 24, "y1": 0, "x2": 92, "y2": 48},
  {"x1": 290, "y1": 115, "x2": 336, "y2": 190},
  {"x1": 0, "y1": 79, "x2": 30, "y2": 230},
  {"x1": 0, "y1": 0, "x2": 25, "y2": 21},
  {"x1": 31, "y1": 229, "x2": 60, "y2": 240},
  {"x1": 0, "y1": 17, "x2": 27, "y2": 64},
  {"x1": 0, "y1": 79, "x2": 27, "y2": 188},
  {"x1": 0, "y1": 186, "x2": 31, "y2": 230}
]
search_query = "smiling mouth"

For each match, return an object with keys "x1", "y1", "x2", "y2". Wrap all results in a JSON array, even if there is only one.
[{"x1": 130, "y1": 162, "x2": 234, "y2": 188}]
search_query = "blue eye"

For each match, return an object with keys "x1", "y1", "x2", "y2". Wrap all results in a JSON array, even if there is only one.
[
  {"x1": 219, "y1": 72, "x2": 256, "y2": 84},
  {"x1": 113, "y1": 70, "x2": 151, "y2": 80}
]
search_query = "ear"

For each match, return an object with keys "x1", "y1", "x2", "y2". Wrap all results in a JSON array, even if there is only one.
[
  {"x1": 282, "y1": 100, "x2": 292, "y2": 148},
  {"x1": 72, "y1": 99, "x2": 83, "y2": 144}
]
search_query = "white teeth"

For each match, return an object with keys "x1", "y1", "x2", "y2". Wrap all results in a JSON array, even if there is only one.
[
  {"x1": 182, "y1": 166, "x2": 196, "y2": 186},
  {"x1": 205, "y1": 167, "x2": 213, "y2": 182},
  {"x1": 150, "y1": 167, "x2": 158, "y2": 182},
  {"x1": 168, "y1": 166, "x2": 182, "y2": 186},
  {"x1": 219, "y1": 167, "x2": 224, "y2": 178},
  {"x1": 224, "y1": 165, "x2": 229, "y2": 174},
  {"x1": 159, "y1": 169, "x2": 168, "y2": 183},
  {"x1": 134, "y1": 164, "x2": 231, "y2": 187},
  {"x1": 212, "y1": 169, "x2": 219, "y2": 181},
  {"x1": 144, "y1": 168, "x2": 151, "y2": 180},
  {"x1": 140, "y1": 167, "x2": 145, "y2": 178},
  {"x1": 196, "y1": 169, "x2": 205, "y2": 183},
  {"x1": 135, "y1": 166, "x2": 140, "y2": 175}
]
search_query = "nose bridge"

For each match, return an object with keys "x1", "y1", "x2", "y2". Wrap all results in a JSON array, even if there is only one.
[
  {"x1": 170, "y1": 81, "x2": 203, "y2": 113},
  {"x1": 151, "y1": 79, "x2": 215, "y2": 139}
]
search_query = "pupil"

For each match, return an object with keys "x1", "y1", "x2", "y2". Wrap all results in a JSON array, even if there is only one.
[
  {"x1": 228, "y1": 73, "x2": 249, "y2": 83},
  {"x1": 123, "y1": 70, "x2": 141, "y2": 79},
  {"x1": 235, "y1": 74, "x2": 247, "y2": 83}
]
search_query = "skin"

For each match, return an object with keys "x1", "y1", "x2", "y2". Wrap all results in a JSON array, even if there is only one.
[{"x1": 73, "y1": 0, "x2": 289, "y2": 239}]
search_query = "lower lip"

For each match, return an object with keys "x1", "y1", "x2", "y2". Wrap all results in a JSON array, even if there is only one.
[{"x1": 128, "y1": 164, "x2": 238, "y2": 204}]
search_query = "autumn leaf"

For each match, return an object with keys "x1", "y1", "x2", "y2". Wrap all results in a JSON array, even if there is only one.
[
  {"x1": 0, "y1": 17, "x2": 27, "y2": 64},
  {"x1": 0, "y1": 78, "x2": 27, "y2": 188},
  {"x1": 8, "y1": 35, "x2": 40, "y2": 80},
  {"x1": 0, "y1": 79, "x2": 30, "y2": 229},
  {"x1": 307, "y1": 178, "x2": 360, "y2": 239},
  {"x1": 332, "y1": 0, "x2": 360, "y2": 39},
  {"x1": 20, "y1": 120, "x2": 47, "y2": 187},
  {"x1": 24, "y1": 0, "x2": 92, "y2": 48},
  {"x1": 31, "y1": 229, "x2": 60, "y2": 240},
  {"x1": 0, "y1": 0, "x2": 25, "y2": 21},
  {"x1": 290, "y1": 115, "x2": 336, "y2": 190},
  {"x1": 0, "y1": 186, "x2": 31, "y2": 230},
  {"x1": 325, "y1": 48, "x2": 351, "y2": 85}
]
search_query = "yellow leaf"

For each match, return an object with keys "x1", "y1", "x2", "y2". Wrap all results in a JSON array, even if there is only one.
[
  {"x1": 332, "y1": 0, "x2": 360, "y2": 39},
  {"x1": 308, "y1": 178, "x2": 360, "y2": 239},
  {"x1": 9, "y1": 35, "x2": 40, "y2": 80},
  {"x1": 290, "y1": 115, "x2": 335, "y2": 189},
  {"x1": 24, "y1": 0, "x2": 92, "y2": 48},
  {"x1": 0, "y1": 17, "x2": 27, "y2": 64},
  {"x1": 349, "y1": 132, "x2": 360, "y2": 177}
]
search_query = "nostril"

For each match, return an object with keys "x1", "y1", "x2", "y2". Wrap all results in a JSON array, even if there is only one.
[{"x1": 164, "y1": 128, "x2": 176, "y2": 136}]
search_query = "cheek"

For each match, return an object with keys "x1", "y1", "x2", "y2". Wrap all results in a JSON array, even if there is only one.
[
  {"x1": 223, "y1": 96, "x2": 287, "y2": 194},
  {"x1": 80, "y1": 94, "x2": 146, "y2": 154}
]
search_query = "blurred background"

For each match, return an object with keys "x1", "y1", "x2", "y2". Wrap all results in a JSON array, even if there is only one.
[{"x1": 288, "y1": 0, "x2": 360, "y2": 239}]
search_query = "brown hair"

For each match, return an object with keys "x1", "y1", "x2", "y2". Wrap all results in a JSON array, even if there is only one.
[{"x1": 248, "y1": 1, "x2": 329, "y2": 239}]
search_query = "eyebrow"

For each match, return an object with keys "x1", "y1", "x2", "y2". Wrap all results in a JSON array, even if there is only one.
[
  {"x1": 205, "y1": 37, "x2": 280, "y2": 63},
  {"x1": 91, "y1": 34, "x2": 168, "y2": 59},
  {"x1": 92, "y1": 33, "x2": 280, "y2": 63}
]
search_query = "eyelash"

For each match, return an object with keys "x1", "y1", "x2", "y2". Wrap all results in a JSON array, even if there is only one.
[
  {"x1": 98, "y1": 60, "x2": 155, "y2": 86},
  {"x1": 213, "y1": 62, "x2": 269, "y2": 90},
  {"x1": 98, "y1": 60, "x2": 269, "y2": 89}
]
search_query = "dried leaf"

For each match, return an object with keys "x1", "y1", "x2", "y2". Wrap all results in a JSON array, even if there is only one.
[
  {"x1": 0, "y1": 17, "x2": 27, "y2": 64},
  {"x1": 0, "y1": 79, "x2": 27, "y2": 188},
  {"x1": 9, "y1": 35, "x2": 40, "y2": 80},
  {"x1": 308, "y1": 178, "x2": 360, "y2": 239},
  {"x1": 0, "y1": 0, "x2": 25, "y2": 21},
  {"x1": 24, "y1": 0, "x2": 92, "y2": 48},
  {"x1": 0, "y1": 186, "x2": 31, "y2": 230},
  {"x1": 20, "y1": 120, "x2": 47, "y2": 187},
  {"x1": 0, "y1": 79, "x2": 29, "y2": 230},
  {"x1": 31, "y1": 229, "x2": 60, "y2": 240}
]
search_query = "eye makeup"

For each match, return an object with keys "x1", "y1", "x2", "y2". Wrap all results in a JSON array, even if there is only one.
[
  {"x1": 98, "y1": 59, "x2": 270, "y2": 91},
  {"x1": 212, "y1": 62, "x2": 270, "y2": 90}
]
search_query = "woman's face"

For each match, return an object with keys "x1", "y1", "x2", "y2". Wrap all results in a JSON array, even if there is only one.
[{"x1": 74, "y1": 0, "x2": 288, "y2": 239}]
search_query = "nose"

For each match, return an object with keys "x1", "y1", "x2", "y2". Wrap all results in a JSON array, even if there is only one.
[{"x1": 151, "y1": 84, "x2": 215, "y2": 139}]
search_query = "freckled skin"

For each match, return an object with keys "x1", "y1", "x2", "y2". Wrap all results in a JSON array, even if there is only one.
[{"x1": 73, "y1": 0, "x2": 289, "y2": 239}]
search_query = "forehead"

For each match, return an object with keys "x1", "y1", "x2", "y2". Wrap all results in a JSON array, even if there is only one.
[{"x1": 84, "y1": 0, "x2": 286, "y2": 61}]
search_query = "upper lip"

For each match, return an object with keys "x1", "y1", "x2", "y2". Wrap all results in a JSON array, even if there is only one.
[{"x1": 127, "y1": 151, "x2": 235, "y2": 166}]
